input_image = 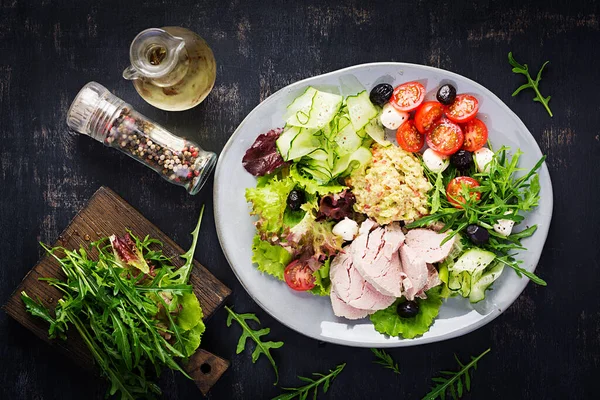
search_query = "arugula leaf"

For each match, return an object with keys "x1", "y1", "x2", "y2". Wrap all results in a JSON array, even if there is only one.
[
  {"x1": 225, "y1": 306, "x2": 284, "y2": 385},
  {"x1": 272, "y1": 363, "x2": 346, "y2": 400},
  {"x1": 370, "y1": 287, "x2": 443, "y2": 339},
  {"x1": 371, "y1": 348, "x2": 401, "y2": 375},
  {"x1": 171, "y1": 206, "x2": 204, "y2": 285},
  {"x1": 508, "y1": 52, "x2": 553, "y2": 117},
  {"x1": 422, "y1": 348, "x2": 491, "y2": 400},
  {"x1": 251, "y1": 235, "x2": 292, "y2": 280},
  {"x1": 21, "y1": 292, "x2": 56, "y2": 326}
]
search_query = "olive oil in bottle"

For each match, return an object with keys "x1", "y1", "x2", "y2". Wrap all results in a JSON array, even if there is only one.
[{"x1": 123, "y1": 27, "x2": 217, "y2": 111}]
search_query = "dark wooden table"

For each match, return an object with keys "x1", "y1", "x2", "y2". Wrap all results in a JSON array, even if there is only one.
[{"x1": 1, "y1": 1, "x2": 598, "y2": 399}]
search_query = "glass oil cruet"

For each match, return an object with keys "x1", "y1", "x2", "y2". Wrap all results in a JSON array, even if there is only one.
[{"x1": 123, "y1": 27, "x2": 217, "y2": 111}]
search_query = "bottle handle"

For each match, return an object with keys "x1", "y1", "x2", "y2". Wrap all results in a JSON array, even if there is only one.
[{"x1": 122, "y1": 65, "x2": 141, "y2": 81}]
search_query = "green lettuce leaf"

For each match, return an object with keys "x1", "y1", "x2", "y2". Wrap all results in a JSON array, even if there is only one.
[
  {"x1": 246, "y1": 176, "x2": 297, "y2": 237},
  {"x1": 181, "y1": 319, "x2": 206, "y2": 357},
  {"x1": 289, "y1": 164, "x2": 346, "y2": 195},
  {"x1": 176, "y1": 292, "x2": 203, "y2": 331},
  {"x1": 370, "y1": 287, "x2": 443, "y2": 339},
  {"x1": 251, "y1": 235, "x2": 292, "y2": 280},
  {"x1": 308, "y1": 259, "x2": 331, "y2": 296}
]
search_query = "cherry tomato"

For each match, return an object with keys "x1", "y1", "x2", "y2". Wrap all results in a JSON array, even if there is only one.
[
  {"x1": 414, "y1": 101, "x2": 445, "y2": 134},
  {"x1": 446, "y1": 176, "x2": 481, "y2": 208},
  {"x1": 426, "y1": 120, "x2": 464, "y2": 155},
  {"x1": 396, "y1": 120, "x2": 425, "y2": 152},
  {"x1": 284, "y1": 260, "x2": 315, "y2": 291},
  {"x1": 390, "y1": 82, "x2": 425, "y2": 112},
  {"x1": 461, "y1": 118, "x2": 488, "y2": 152},
  {"x1": 444, "y1": 94, "x2": 479, "y2": 123}
]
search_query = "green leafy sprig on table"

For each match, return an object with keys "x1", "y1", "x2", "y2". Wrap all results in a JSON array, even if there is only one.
[
  {"x1": 370, "y1": 348, "x2": 401, "y2": 375},
  {"x1": 225, "y1": 306, "x2": 284, "y2": 384},
  {"x1": 271, "y1": 363, "x2": 346, "y2": 400},
  {"x1": 409, "y1": 147, "x2": 547, "y2": 286},
  {"x1": 508, "y1": 52, "x2": 553, "y2": 117},
  {"x1": 21, "y1": 208, "x2": 207, "y2": 400},
  {"x1": 422, "y1": 348, "x2": 491, "y2": 400}
]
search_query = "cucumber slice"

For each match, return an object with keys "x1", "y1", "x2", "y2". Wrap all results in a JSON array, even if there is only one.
[
  {"x1": 276, "y1": 126, "x2": 301, "y2": 161},
  {"x1": 363, "y1": 116, "x2": 390, "y2": 146},
  {"x1": 346, "y1": 90, "x2": 378, "y2": 132},
  {"x1": 332, "y1": 146, "x2": 372, "y2": 177},
  {"x1": 284, "y1": 87, "x2": 317, "y2": 126},
  {"x1": 450, "y1": 248, "x2": 496, "y2": 275},
  {"x1": 286, "y1": 88, "x2": 343, "y2": 130},
  {"x1": 469, "y1": 262, "x2": 505, "y2": 303},
  {"x1": 287, "y1": 128, "x2": 319, "y2": 161},
  {"x1": 335, "y1": 123, "x2": 362, "y2": 155}
]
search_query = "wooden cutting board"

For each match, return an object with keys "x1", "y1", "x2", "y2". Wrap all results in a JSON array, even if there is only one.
[{"x1": 2, "y1": 186, "x2": 232, "y2": 395}]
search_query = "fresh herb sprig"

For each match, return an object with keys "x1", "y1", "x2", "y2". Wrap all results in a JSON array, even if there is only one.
[
  {"x1": 22, "y1": 210, "x2": 207, "y2": 399},
  {"x1": 411, "y1": 147, "x2": 547, "y2": 286},
  {"x1": 370, "y1": 348, "x2": 401, "y2": 375},
  {"x1": 272, "y1": 363, "x2": 346, "y2": 400},
  {"x1": 423, "y1": 348, "x2": 491, "y2": 400},
  {"x1": 225, "y1": 306, "x2": 284, "y2": 384},
  {"x1": 508, "y1": 52, "x2": 553, "y2": 117}
]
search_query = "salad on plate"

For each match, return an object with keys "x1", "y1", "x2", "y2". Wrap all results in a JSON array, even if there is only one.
[{"x1": 241, "y1": 78, "x2": 545, "y2": 339}]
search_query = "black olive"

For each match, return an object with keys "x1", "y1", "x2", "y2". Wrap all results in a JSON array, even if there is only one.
[
  {"x1": 436, "y1": 84, "x2": 457, "y2": 105},
  {"x1": 369, "y1": 83, "x2": 394, "y2": 107},
  {"x1": 397, "y1": 301, "x2": 419, "y2": 318},
  {"x1": 286, "y1": 189, "x2": 305, "y2": 211},
  {"x1": 450, "y1": 150, "x2": 473, "y2": 170},
  {"x1": 466, "y1": 224, "x2": 490, "y2": 245}
]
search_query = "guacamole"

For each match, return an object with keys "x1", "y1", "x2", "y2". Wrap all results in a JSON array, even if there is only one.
[{"x1": 346, "y1": 144, "x2": 432, "y2": 225}]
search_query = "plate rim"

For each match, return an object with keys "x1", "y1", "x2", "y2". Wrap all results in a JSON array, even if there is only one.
[{"x1": 214, "y1": 62, "x2": 553, "y2": 347}]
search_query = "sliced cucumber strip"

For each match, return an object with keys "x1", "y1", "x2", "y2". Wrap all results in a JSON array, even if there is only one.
[
  {"x1": 469, "y1": 262, "x2": 505, "y2": 303},
  {"x1": 284, "y1": 87, "x2": 317, "y2": 126},
  {"x1": 276, "y1": 126, "x2": 301, "y2": 161},
  {"x1": 286, "y1": 88, "x2": 343, "y2": 130},
  {"x1": 346, "y1": 90, "x2": 378, "y2": 132},
  {"x1": 287, "y1": 128, "x2": 319, "y2": 161},
  {"x1": 332, "y1": 146, "x2": 372, "y2": 177},
  {"x1": 335, "y1": 122, "x2": 362, "y2": 155},
  {"x1": 450, "y1": 248, "x2": 496, "y2": 275},
  {"x1": 363, "y1": 116, "x2": 390, "y2": 146}
]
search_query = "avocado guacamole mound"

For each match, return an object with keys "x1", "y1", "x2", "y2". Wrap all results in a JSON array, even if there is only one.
[{"x1": 346, "y1": 144, "x2": 432, "y2": 225}]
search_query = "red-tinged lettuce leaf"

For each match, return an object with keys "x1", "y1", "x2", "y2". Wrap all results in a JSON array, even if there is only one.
[
  {"x1": 110, "y1": 233, "x2": 150, "y2": 274},
  {"x1": 242, "y1": 128, "x2": 287, "y2": 176},
  {"x1": 317, "y1": 189, "x2": 356, "y2": 221}
]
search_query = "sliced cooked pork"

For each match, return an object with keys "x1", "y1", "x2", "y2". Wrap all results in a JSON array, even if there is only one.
[
  {"x1": 330, "y1": 289, "x2": 371, "y2": 320},
  {"x1": 399, "y1": 244, "x2": 429, "y2": 300},
  {"x1": 353, "y1": 222, "x2": 405, "y2": 297},
  {"x1": 415, "y1": 263, "x2": 443, "y2": 299},
  {"x1": 330, "y1": 246, "x2": 396, "y2": 311},
  {"x1": 404, "y1": 228, "x2": 456, "y2": 263}
]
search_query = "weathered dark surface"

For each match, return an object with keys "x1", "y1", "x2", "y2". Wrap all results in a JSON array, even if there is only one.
[{"x1": 0, "y1": 0, "x2": 598, "y2": 399}]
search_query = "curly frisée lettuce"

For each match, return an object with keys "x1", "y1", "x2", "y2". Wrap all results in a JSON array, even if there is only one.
[
  {"x1": 370, "y1": 287, "x2": 444, "y2": 339},
  {"x1": 246, "y1": 175, "x2": 297, "y2": 239}
]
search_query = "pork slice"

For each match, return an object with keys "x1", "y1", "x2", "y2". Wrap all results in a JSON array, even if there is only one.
[
  {"x1": 399, "y1": 244, "x2": 429, "y2": 300},
  {"x1": 415, "y1": 263, "x2": 443, "y2": 299},
  {"x1": 404, "y1": 228, "x2": 456, "y2": 263},
  {"x1": 329, "y1": 247, "x2": 396, "y2": 311},
  {"x1": 353, "y1": 223, "x2": 405, "y2": 297},
  {"x1": 330, "y1": 289, "x2": 371, "y2": 320}
]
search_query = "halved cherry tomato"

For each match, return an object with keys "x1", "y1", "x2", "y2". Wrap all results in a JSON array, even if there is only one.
[
  {"x1": 390, "y1": 81, "x2": 425, "y2": 112},
  {"x1": 461, "y1": 118, "x2": 488, "y2": 152},
  {"x1": 284, "y1": 260, "x2": 315, "y2": 291},
  {"x1": 396, "y1": 120, "x2": 425, "y2": 152},
  {"x1": 414, "y1": 101, "x2": 444, "y2": 133},
  {"x1": 426, "y1": 120, "x2": 464, "y2": 155},
  {"x1": 446, "y1": 176, "x2": 481, "y2": 208},
  {"x1": 444, "y1": 94, "x2": 479, "y2": 123}
]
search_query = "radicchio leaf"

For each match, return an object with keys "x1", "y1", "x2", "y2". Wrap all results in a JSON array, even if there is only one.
[
  {"x1": 242, "y1": 128, "x2": 287, "y2": 176},
  {"x1": 317, "y1": 189, "x2": 356, "y2": 221},
  {"x1": 110, "y1": 233, "x2": 150, "y2": 274}
]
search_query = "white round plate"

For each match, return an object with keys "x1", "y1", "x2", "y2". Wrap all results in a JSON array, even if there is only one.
[{"x1": 214, "y1": 63, "x2": 553, "y2": 347}]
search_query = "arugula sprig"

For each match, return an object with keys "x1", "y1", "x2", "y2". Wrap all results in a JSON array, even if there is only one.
[
  {"x1": 272, "y1": 363, "x2": 346, "y2": 400},
  {"x1": 412, "y1": 147, "x2": 547, "y2": 286},
  {"x1": 423, "y1": 348, "x2": 491, "y2": 400},
  {"x1": 508, "y1": 52, "x2": 553, "y2": 117},
  {"x1": 370, "y1": 348, "x2": 401, "y2": 375},
  {"x1": 225, "y1": 306, "x2": 284, "y2": 384}
]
